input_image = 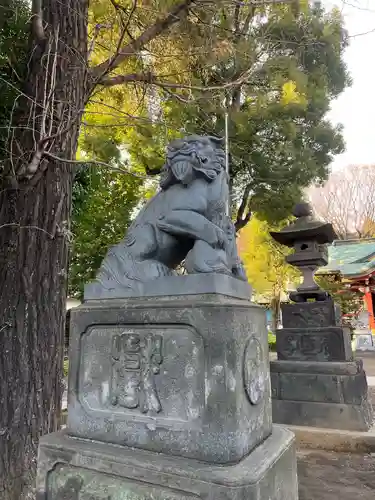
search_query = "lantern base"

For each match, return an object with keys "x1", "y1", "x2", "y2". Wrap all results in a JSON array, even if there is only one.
[{"x1": 270, "y1": 359, "x2": 373, "y2": 431}]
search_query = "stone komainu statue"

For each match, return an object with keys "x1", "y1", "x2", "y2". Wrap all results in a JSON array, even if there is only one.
[{"x1": 96, "y1": 135, "x2": 246, "y2": 290}]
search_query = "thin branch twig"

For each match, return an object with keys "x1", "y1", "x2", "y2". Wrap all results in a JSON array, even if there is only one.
[
  {"x1": 0, "y1": 223, "x2": 53, "y2": 238},
  {"x1": 100, "y1": 68, "x2": 253, "y2": 91},
  {"x1": 43, "y1": 151, "x2": 150, "y2": 179},
  {"x1": 91, "y1": 0, "x2": 199, "y2": 79}
]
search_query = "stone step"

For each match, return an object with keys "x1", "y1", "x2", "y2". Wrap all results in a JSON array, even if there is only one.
[{"x1": 288, "y1": 423, "x2": 375, "y2": 453}]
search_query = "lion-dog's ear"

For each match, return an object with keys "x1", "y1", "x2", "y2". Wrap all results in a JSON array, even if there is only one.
[
  {"x1": 170, "y1": 161, "x2": 194, "y2": 185},
  {"x1": 168, "y1": 138, "x2": 185, "y2": 150}
]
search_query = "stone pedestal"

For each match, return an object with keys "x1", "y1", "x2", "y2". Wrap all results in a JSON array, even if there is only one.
[
  {"x1": 36, "y1": 427, "x2": 297, "y2": 500},
  {"x1": 37, "y1": 276, "x2": 298, "y2": 499},
  {"x1": 271, "y1": 301, "x2": 373, "y2": 431},
  {"x1": 67, "y1": 293, "x2": 272, "y2": 463}
]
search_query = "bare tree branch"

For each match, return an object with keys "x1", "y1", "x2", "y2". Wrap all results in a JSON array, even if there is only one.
[
  {"x1": 0, "y1": 223, "x2": 53, "y2": 238},
  {"x1": 43, "y1": 151, "x2": 150, "y2": 179},
  {"x1": 88, "y1": 24, "x2": 111, "y2": 60},
  {"x1": 110, "y1": 0, "x2": 138, "y2": 33},
  {"x1": 308, "y1": 165, "x2": 375, "y2": 239},
  {"x1": 235, "y1": 184, "x2": 252, "y2": 232},
  {"x1": 91, "y1": 0, "x2": 200, "y2": 80},
  {"x1": 100, "y1": 68, "x2": 253, "y2": 91}
]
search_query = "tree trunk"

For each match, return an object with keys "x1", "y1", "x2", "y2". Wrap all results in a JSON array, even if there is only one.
[{"x1": 0, "y1": 1, "x2": 88, "y2": 498}]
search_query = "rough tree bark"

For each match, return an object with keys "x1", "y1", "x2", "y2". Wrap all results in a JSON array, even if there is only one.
[{"x1": 0, "y1": 0, "x2": 88, "y2": 497}]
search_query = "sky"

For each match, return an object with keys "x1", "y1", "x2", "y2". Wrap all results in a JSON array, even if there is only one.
[{"x1": 323, "y1": 0, "x2": 375, "y2": 169}]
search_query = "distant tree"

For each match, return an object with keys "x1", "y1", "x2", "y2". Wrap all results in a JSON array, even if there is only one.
[
  {"x1": 238, "y1": 217, "x2": 299, "y2": 332},
  {"x1": 308, "y1": 164, "x2": 375, "y2": 239}
]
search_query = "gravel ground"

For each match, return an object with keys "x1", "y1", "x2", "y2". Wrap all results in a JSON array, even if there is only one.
[{"x1": 298, "y1": 450, "x2": 375, "y2": 500}]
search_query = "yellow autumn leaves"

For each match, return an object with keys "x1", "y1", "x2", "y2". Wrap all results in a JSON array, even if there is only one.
[{"x1": 281, "y1": 80, "x2": 307, "y2": 106}]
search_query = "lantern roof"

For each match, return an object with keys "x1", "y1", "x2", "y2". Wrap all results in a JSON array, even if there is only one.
[
  {"x1": 319, "y1": 238, "x2": 375, "y2": 279},
  {"x1": 270, "y1": 202, "x2": 337, "y2": 247}
]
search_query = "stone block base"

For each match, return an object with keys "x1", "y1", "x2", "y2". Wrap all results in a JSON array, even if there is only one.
[
  {"x1": 36, "y1": 426, "x2": 298, "y2": 500},
  {"x1": 67, "y1": 295, "x2": 272, "y2": 464},
  {"x1": 271, "y1": 360, "x2": 373, "y2": 431}
]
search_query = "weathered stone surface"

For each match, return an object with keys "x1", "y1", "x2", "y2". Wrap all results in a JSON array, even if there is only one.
[
  {"x1": 36, "y1": 427, "x2": 298, "y2": 500},
  {"x1": 67, "y1": 294, "x2": 272, "y2": 463},
  {"x1": 36, "y1": 132, "x2": 299, "y2": 499},
  {"x1": 270, "y1": 359, "x2": 364, "y2": 375},
  {"x1": 276, "y1": 326, "x2": 353, "y2": 362},
  {"x1": 281, "y1": 301, "x2": 341, "y2": 329},
  {"x1": 275, "y1": 372, "x2": 368, "y2": 405},
  {"x1": 271, "y1": 360, "x2": 373, "y2": 431},
  {"x1": 85, "y1": 272, "x2": 252, "y2": 300}
]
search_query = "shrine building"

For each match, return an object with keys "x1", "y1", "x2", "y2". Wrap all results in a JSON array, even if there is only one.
[{"x1": 319, "y1": 238, "x2": 375, "y2": 332}]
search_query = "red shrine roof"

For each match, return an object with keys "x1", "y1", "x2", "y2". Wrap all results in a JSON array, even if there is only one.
[{"x1": 319, "y1": 238, "x2": 375, "y2": 280}]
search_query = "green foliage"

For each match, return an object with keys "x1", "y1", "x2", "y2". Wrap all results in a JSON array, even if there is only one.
[
  {"x1": 63, "y1": 359, "x2": 69, "y2": 378},
  {"x1": 0, "y1": 0, "x2": 29, "y2": 163},
  {"x1": 125, "y1": 2, "x2": 350, "y2": 224},
  {"x1": 316, "y1": 274, "x2": 363, "y2": 331},
  {"x1": 70, "y1": 0, "x2": 194, "y2": 295},
  {"x1": 69, "y1": 84, "x2": 162, "y2": 296},
  {"x1": 268, "y1": 332, "x2": 276, "y2": 352},
  {"x1": 69, "y1": 164, "x2": 144, "y2": 299}
]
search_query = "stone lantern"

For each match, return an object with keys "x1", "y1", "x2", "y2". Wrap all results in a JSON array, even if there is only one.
[
  {"x1": 269, "y1": 202, "x2": 373, "y2": 431},
  {"x1": 270, "y1": 202, "x2": 336, "y2": 302}
]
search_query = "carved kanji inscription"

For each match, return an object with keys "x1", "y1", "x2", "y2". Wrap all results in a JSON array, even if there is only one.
[
  {"x1": 281, "y1": 334, "x2": 329, "y2": 360},
  {"x1": 77, "y1": 325, "x2": 205, "y2": 425},
  {"x1": 276, "y1": 327, "x2": 349, "y2": 362},
  {"x1": 110, "y1": 332, "x2": 163, "y2": 414}
]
